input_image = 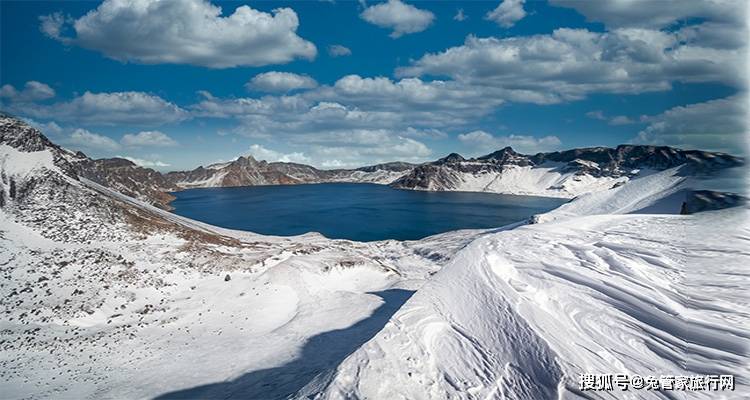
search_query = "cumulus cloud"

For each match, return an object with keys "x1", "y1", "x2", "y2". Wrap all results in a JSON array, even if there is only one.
[
  {"x1": 66, "y1": 128, "x2": 121, "y2": 151},
  {"x1": 40, "y1": 0, "x2": 316, "y2": 68},
  {"x1": 194, "y1": 75, "x2": 505, "y2": 131},
  {"x1": 458, "y1": 130, "x2": 562, "y2": 154},
  {"x1": 246, "y1": 144, "x2": 311, "y2": 164},
  {"x1": 0, "y1": 81, "x2": 56, "y2": 102},
  {"x1": 247, "y1": 72, "x2": 318, "y2": 93},
  {"x1": 360, "y1": 0, "x2": 435, "y2": 38},
  {"x1": 328, "y1": 44, "x2": 352, "y2": 57},
  {"x1": 550, "y1": 0, "x2": 746, "y2": 29},
  {"x1": 121, "y1": 130, "x2": 178, "y2": 147},
  {"x1": 397, "y1": 25, "x2": 747, "y2": 103},
  {"x1": 486, "y1": 0, "x2": 526, "y2": 28},
  {"x1": 14, "y1": 91, "x2": 189, "y2": 126},
  {"x1": 633, "y1": 95, "x2": 748, "y2": 155},
  {"x1": 121, "y1": 156, "x2": 170, "y2": 168}
]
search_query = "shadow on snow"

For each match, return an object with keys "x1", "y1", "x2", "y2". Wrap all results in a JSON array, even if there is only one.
[{"x1": 154, "y1": 288, "x2": 415, "y2": 400}]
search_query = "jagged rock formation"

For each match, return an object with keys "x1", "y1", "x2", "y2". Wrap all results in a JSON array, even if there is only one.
[
  {"x1": 392, "y1": 145, "x2": 742, "y2": 198},
  {"x1": 165, "y1": 158, "x2": 416, "y2": 189}
]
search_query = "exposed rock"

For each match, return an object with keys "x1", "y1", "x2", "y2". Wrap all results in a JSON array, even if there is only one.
[
  {"x1": 680, "y1": 190, "x2": 746, "y2": 214},
  {"x1": 392, "y1": 145, "x2": 742, "y2": 195}
]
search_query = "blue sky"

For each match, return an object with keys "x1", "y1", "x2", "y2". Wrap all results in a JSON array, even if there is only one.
[{"x1": 1, "y1": 0, "x2": 747, "y2": 171}]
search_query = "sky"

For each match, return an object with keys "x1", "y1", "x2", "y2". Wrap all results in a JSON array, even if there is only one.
[{"x1": 1, "y1": 0, "x2": 747, "y2": 171}]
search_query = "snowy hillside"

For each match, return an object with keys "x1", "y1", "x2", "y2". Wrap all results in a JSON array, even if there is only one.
[
  {"x1": 392, "y1": 146, "x2": 742, "y2": 199},
  {"x1": 0, "y1": 117, "x2": 460, "y2": 399},
  {"x1": 309, "y1": 208, "x2": 749, "y2": 399},
  {"x1": 1, "y1": 115, "x2": 747, "y2": 399}
]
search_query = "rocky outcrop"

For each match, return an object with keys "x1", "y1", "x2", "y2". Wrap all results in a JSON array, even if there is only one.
[
  {"x1": 392, "y1": 145, "x2": 743, "y2": 196},
  {"x1": 165, "y1": 157, "x2": 416, "y2": 188},
  {"x1": 680, "y1": 190, "x2": 747, "y2": 214}
]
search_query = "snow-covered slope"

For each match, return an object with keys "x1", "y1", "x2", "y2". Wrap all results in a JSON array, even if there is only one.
[
  {"x1": 0, "y1": 116, "x2": 456, "y2": 399},
  {"x1": 307, "y1": 208, "x2": 750, "y2": 399},
  {"x1": 1, "y1": 115, "x2": 747, "y2": 400}
]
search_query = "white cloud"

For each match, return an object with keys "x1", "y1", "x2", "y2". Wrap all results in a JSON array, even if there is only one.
[
  {"x1": 458, "y1": 130, "x2": 562, "y2": 154},
  {"x1": 328, "y1": 44, "x2": 352, "y2": 57},
  {"x1": 15, "y1": 91, "x2": 189, "y2": 126},
  {"x1": 121, "y1": 130, "x2": 178, "y2": 147},
  {"x1": 486, "y1": 0, "x2": 526, "y2": 28},
  {"x1": 633, "y1": 95, "x2": 748, "y2": 155},
  {"x1": 608, "y1": 115, "x2": 636, "y2": 125},
  {"x1": 247, "y1": 72, "x2": 318, "y2": 93},
  {"x1": 586, "y1": 110, "x2": 637, "y2": 125},
  {"x1": 550, "y1": 0, "x2": 746, "y2": 29},
  {"x1": 397, "y1": 25, "x2": 747, "y2": 103},
  {"x1": 39, "y1": 12, "x2": 68, "y2": 41},
  {"x1": 0, "y1": 81, "x2": 56, "y2": 102},
  {"x1": 66, "y1": 128, "x2": 121, "y2": 151},
  {"x1": 360, "y1": 0, "x2": 435, "y2": 38},
  {"x1": 121, "y1": 156, "x2": 170, "y2": 168},
  {"x1": 247, "y1": 144, "x2": 310, "y2": 164},
  {"x1": 585, "y1": 110, "x2": 606, "y2": 120},
  {"x1": 454, "y1": 9, "x2": 467, "y2": 22},
  {"x1": 41, "y1": 0, "x2": 316, "y2": 68},
  {"x1": 302, "y1": 134, "x2": 433, "y2": 167}
]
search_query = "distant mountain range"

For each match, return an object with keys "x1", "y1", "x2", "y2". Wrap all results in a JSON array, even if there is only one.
[{"x1": 1, "y1": 114, "x2": 742, "y2": 211}]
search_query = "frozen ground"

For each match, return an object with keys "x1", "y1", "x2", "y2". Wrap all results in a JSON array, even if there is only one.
[
  {"x1": 309, "y1": 208, "x2": 750, "y2": 399},
  {"x1": 1, "y1": 123, "x2": 748, "y2": 399}
]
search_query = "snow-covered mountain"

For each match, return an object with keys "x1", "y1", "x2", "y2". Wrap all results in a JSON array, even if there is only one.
[
  {"x1": 165, "y1": 157, "x2": 415, "y2": 188},
  {"x1": 1, "y1": 115, "x2": 747, "y2": 399},
  {"x1": 165, "y1": 143, "x2": 741, "y2": 205},
  {"x1": 1, "y1": 115, "x2": 179, "y2": 210},
  {"x1": 391, "y1": 145, "x2": 742, "y2": 198}
]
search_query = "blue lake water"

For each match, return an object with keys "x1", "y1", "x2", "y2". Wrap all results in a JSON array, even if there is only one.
[{"x1": 170, "y1": 183, "x2": 566, "y2": 242}]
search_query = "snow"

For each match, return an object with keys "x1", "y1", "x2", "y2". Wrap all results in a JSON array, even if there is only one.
[
  {"x1": 310, "y1": 208, "x2": 750, "y2": 399},
  {"x1": 422, "y1": 163, "x2": 631, "y2": 199},
  {"x1": 1, "y1": 129, "x2": 747, "y2": 399},
  {"x1": 0, "y1": 144, "x2": 58, "y2": 178},
  {"x1": 174, "y1": 169, "x2": 229, "y2": 188}
]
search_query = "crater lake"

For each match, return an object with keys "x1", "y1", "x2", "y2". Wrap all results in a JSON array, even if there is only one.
[{"x1": 170, "y1": 183, "x2": 566, "y2": 242}]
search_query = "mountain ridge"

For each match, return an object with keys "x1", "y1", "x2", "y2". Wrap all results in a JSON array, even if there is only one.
[{"x1": 1, "y1": 114, "x2": 743, "y2": 210}]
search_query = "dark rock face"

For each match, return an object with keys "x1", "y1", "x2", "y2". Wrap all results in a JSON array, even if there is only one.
[
  {"x1": 0, "y1": 113, "x2": 58, "y2": 152},
  {"x1": 680, "y1": 190, "x2": 746, "y2": 214}
]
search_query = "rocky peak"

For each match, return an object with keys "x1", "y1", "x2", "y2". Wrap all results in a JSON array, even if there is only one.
[
  {"x1": 435, "y1": 153, "x2": 465, "y2": 165},
  {"x1": 95, "y1": 157, "x2": 138, "y2": 168},
  {"x1": 234, "y1": 155, "x2": 260, "y2": 167},
  {"x1": 0, "y1": 114, "x2": 57, "y2": 152}
]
